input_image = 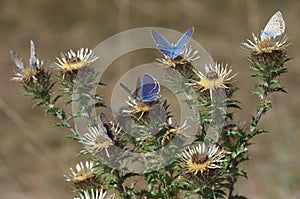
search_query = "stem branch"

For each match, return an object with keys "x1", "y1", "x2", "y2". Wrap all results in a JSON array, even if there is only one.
[
  {"x1": 48, "y1": 103, "x2": 77, "y2": 135},
  {"x1": 253, "y1": 90, "x2": 268, "y2": 127}
]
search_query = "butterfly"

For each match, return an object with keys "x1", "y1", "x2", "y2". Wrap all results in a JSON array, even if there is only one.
[
  {"x1": 261, "y1": 11, "x2": 285, "y2": 39},
  {"x1": 141, "y1": 73, "x2": 161, "y2": 103},
  {"x1": 152, "y1": 27, "x2": 194, "y2": 59},
  {"x1": 99, "y1": 113, "x2": 117, "y2": 142},
  {"x1": 10, "y1": 40, "x2": 38, "y2": 70},
  {"x1": 10, "y1": 50, "x2": 25, "y2": 72},
  {"x1": 85, "y1": 113, "x2": 121, "y2": 157},
  {"x1": 29, "y1": 40, "x2": 38, "y2": 67}
]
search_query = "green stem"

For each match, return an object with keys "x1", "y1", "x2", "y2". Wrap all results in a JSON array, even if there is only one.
[
  {"x1": 163, "y1": 167, "x2": 171, "y2": 199},
  {"x1": 48, "y1": 103, "x2": 77, "y2": 135},
  {"x1": 228, "y1": 176, "x2": 236, "y2": 198},
  {"x1": 253, "y1": 89, "x2": 268, "y2": 129}
]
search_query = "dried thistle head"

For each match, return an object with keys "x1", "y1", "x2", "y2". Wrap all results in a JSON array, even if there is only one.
[
  {"x1": 122, "y1": 97, "x2": 152, "y2": 120},
  {"x1": 242, "y1": 34, "x2": 289, "y2": 64},
  {"x1": 156, "y1": 46, "x2": 200, "y2": 78}
]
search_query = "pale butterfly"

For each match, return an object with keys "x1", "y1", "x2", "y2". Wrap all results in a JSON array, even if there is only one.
[
  {"x1": 10, "y1": 40, "x2": 38, "y2": 71},
  {"x1": 261, "y1": 11, "x2": 285, "y2": 39},
  {"x1": 29, "y1": 40, "x2": 38, "y2": 67}
]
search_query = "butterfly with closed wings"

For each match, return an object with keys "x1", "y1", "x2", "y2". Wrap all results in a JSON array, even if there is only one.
[
  {"x1": 10, "y1": 40, "x2": 42, "y2": 83},
  {"x1": 122, "y1": 74, "x2": 161, "y2": 120},
  {"x1": 80, "y1": 113, "x2": 122, "y2": 157},
  {"x1": 261, "y1": 11, "x2": 285, "y2": 39}
]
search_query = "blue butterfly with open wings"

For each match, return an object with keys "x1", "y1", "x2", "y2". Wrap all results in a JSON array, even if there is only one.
[
  {"x1": 151, "y1": 27, "x2": 194, "y2": 59},
  {"x1": 141, "y1": 73, "x2": 161, "y2": 103}
]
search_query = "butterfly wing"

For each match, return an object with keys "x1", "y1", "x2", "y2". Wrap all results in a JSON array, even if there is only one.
[
  {"x1": 152, "y1": 29, "x2": 172, "y2": 49},
  {"x1": 159, "y1": 48, "x2": 177, "y2": 59},
  {"x1": 100, "y1": 113, "x2": 115, "y2": 141},
  {"x1": 141, "y1": 74, "x2": 161, "y2": 102},
  {"x1": 152, "y1": 29, "x2": 175, "y2": 58},
  {"x1": 172, "y1": 27, "x2": 194, "y2": 57},
  {"x1": 133, "y1": 77, "x2": 141, "y2": 99},
  {"x1": 175, "y1": 27, "x2": 194, "y2": 48},
  {"x1": 120, "y1": 82, "x2": 132, "y2": 95},
  {"x1": 172, "y1": 27, "x2": 194, "y2": 58},
  {"x1": 10, "y1": 50, "x2": 25, "y2": 71},
  {"x1": 261, "y1": 11, "x2": 285, "y2": 39},
  {"x1": 173, "y1": 46, "x2": 186, "y2": 58},
  {"x1": 120, "y1": 77, "x2": 141, "y2": 100},
  {"x1": 97, "y1": 115, "x2": 113, "y2": 141},
  {"x1": 29, "y1": 40, "x2": 37, "y2": 67}
]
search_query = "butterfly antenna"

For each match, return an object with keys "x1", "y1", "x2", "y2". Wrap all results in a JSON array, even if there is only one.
[{"x1": 120, "y1": 83, "x2": 132, "y2": 95}]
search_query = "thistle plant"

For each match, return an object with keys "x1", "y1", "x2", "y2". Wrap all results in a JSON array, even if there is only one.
[{"x1": 10, "y1": 11, "x2": 289, "y2": 199}]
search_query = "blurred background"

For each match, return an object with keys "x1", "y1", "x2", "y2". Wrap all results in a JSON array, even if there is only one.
[{"x1": 0, "y1": 0, "x2": 299, "y2": 198}]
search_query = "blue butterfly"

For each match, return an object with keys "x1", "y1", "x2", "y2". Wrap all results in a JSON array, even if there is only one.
[
  {"x1": 152, "y1": 27, "x2": 194, "y2": 59},
  {"x1": 141, "y1": 73, "x2": 161, "y2": 103}
]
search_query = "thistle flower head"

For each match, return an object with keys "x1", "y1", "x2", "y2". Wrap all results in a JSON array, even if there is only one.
[
  {"x1": 156, "y1": 46, "x2": 200, "y2": 68},
  {"x1": 182, "y1": 46, "x2": 200, "y2": 62},
  {"x1": 161, "y1": 118, "x2": 189, "y2": 146},
  {"x1": 79, "y1": 126, "x2": 115, "y2": 157},
  {"x1": 74, "y1": 188, "x2": 115, "y2": 199},
  {"x1": 64, "y1": 161, "x2": 98, "y2": 183},
  {"x1": 54, "y1": 48, "x2": 98, "y2": 79},
  {"x1": 179, "y1": 143, "x2": 227, "y2": 175},
  {"x1": 242, "y1": 33, "x2": 289, "y2": 54},
  {"x1": 10, "y1": 40, "x2": 44, "y2": 85},
  {"x1": 122, "y1": 96, "x2": 151, "y2": 120},
  {"x1": 187, "y1": 63, "x2": 236, "y2": 99}
]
